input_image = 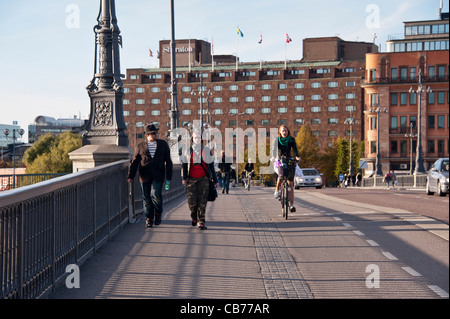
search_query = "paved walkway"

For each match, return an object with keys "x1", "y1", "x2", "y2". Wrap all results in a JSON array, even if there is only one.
[{"x1": 51, "y1": 186, "x2": 312, "y2": 299}]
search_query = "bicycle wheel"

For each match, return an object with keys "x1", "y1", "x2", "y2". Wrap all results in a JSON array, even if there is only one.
[
  {"x1": 281, "y1": 182, "x2": 286, "y2": 218},
  {"x1": 284, "y1": 182, "x2": 289, "y2": 220}
]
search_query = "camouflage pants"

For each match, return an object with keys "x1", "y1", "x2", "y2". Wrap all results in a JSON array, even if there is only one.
[{"x1": 186, "y1": 175, "x2": 209, "y2": 224}]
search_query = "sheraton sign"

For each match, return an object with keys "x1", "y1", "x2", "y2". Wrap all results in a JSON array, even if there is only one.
[{"x1": 163, "y1": 46, "x2": 193, "y2": 53}]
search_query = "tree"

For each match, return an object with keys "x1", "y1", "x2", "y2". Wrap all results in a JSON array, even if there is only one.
[
  {"x1": 23, "y1": 132, "x2": 82, "y2": 174},
  {"x1": 295, "y1": 124, "x2": 320, "y2": 168}
]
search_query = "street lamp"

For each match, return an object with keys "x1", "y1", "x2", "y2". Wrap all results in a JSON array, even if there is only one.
[
  {"x1": 3, "y1": 126, "x2": 25, "y2": 189},
  {"x1": 191, "y1": 77, "x2": 212, "y2": 135},
  {"x1": 344, "y1": 109, "x2": 359, "y2": 184},
  {"x1": 229, "y1": 110, "x2": 247, "y2": 185},
  {"x1": 404, "y1": 122, "x2": 417, "y2": 175},
  {"x1": 409, "y1": 69, "x2": 431, "y2": 175},
  {"x1": 364, "y1": 104, "x2": 387, "y2": 177}
]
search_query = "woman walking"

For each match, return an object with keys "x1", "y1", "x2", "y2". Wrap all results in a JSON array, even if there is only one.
[
  {"x1": 272, "y1": 125, "x2": 301, "y2": 212},
  {"x1": 181, "y1": 131, "x2": 218, "y2": 230}
]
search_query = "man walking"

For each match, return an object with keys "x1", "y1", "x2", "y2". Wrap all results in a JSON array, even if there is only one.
[
  {"x1": 218, "y1": 150, "x2": 232, "y2": 194},
  {"x1": 127, "y1": 124, "x2": 173, "y2": 228}
]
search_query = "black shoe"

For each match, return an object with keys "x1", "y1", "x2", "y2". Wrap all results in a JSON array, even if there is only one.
[
  {"x1": 192, "y1": 219, "x2": 197, "y2": 226},
  {"x1": 155, "y1": 214, "x2": 162, "y2": 225},
  {"x1": 198, "y1": 223, "x2": 207, "y2": 230},
  {"x1": 289, "y1": 206, "x2": 296, "y2": 213},
  {"x1": 146, "y1": 218, "x2": 153, "y2": 228},
  {"x1": 222, "y1": 189, "x2": 225, "y2": 194}
]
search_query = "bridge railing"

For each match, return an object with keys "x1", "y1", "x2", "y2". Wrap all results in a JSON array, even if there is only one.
[{"x1": 0, "y1": 160, "x2": 184, "y2": 299}]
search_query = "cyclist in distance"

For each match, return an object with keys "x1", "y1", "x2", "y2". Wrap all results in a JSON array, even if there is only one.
[
  {"x1": 272, "y1": 125, "x2": 301, "y2": 212},
  {"x1": 244, "y1": 159, "x2": 255, "y2": 190}
]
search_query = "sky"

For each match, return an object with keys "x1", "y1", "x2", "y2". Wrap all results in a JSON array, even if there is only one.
[{"x1": 0, "y1": 0, "x2": 447, "y2": 142}]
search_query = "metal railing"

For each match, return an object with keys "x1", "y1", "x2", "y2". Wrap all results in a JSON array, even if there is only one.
[
  {"x1": 361, "y1": 174, "x2": 427, "y2": 188},
  {"x1": 0, "y1": 160, "x2": 184, "y2": 299},
  {"x1": 0, "y1": 174, "x2": 68, "y2": 191}
]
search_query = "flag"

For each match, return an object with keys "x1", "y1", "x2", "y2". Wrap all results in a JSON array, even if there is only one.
[
  {"x1": 286, "y1": 33, "x2": 292, "y2": 43},
  {"x1": 237, "y1": 27, "x2": 244, "y2": 37},
  {"x1": 149, "y1": 49, "x2": 153, "y2": 57},
  {"x1": 258, "y1": 34, "x2": 263, "y2": 44}
]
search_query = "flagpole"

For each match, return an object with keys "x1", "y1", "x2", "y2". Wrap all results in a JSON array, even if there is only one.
[
  {"x1": 188, "y1": 37, "x2": 191, "y2": 73},
  {"x1": 211, "y1": 36, "x2": 214, "y2": 73},
  {"x1": 236, "y1": 33, "x2": 239, "y2": 71}
]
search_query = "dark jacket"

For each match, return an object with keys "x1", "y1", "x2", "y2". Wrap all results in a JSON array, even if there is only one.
[
  {"x1": 272, "y1": 136, "x2": 299, "y2": 159},
  {"x1": 218, "y1": 155, "x2": 232, "y2": 173},
  {"x1": 128, "y1": 139, "x2": 173, "y2": 183},
  {"x1": 181, "y1": 147, "x2": 218, "y2": 183}
]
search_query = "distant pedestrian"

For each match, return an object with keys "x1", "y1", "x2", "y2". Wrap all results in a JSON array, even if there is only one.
[
  {"x1": 356, "y1": 172, "x2": 362, "y2": 187},
  {"x1": 181, "y1": 130, "x2": 218, "y2": 230},
  {"x1": 218, "y1": 150, "x2": 232, "y2": 194},
  {"x1": 390, "y1": 169, "x2": 397, "y2": 187},
  {"x1": 128, "y1": 124, "x2": 173, "y2": 228},
  {"x1": 383, "y1": 171, "x2": 392, "y2": 188}
]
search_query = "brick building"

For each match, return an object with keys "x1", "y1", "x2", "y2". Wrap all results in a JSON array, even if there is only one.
[
  {"x1": 123, "y1": 37, "x2": 377, "y2": 152},
  {"x1": 362, "y1": 13, "x2": 449, "y2": 173}
]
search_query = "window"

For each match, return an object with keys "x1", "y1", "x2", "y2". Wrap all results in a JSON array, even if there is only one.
[
  {"x1": 311, "y1": 119, "x2": 321, "y2": 124},
  {"x1": 278, "y1": 96, "x2": 288, "y2": 101},
  {"x1": 400, "y1": 93, "x2": 408, "y2": 105},
  {"x1": 311, "y1": 94, "x2": 321, "y2": 100},
  {"x1": 245, "y1": 108, "x2": 255, "y2": 114},
  {"x1": 229, "y1": 85, "x2": 239, "y2": 91},
  {"x1": 345, "y1": 105, "x2": 356, "y2": 112},
  {"x1": 213, "y1": 97, "x2": 223, "y2": 103},
  {"x1": 428, "y1": 92, "x2": 435, "y2": 104},
  {"x1": 229, "y1": 97, "x2": 239, "y2": 103},
  {"x1": 261, "y1": 84, "x2": 271, "y2": 90},
  {"x1": 438, "y1": 66, "x2": 446, "y2": 80},
  {"x1": 245, "y1": 120, "x2": 254, "y2": 126},
  {"x1": 294, "y1": 95, "x2": 304, "y2": 101},
  {"x1": 213, "y1": 85, "x2": 223, "y2": 91},
  {"x1": 311, "y1": 106, "x2": 321, "y2": 113},
  {"x1": 229, "y1": 108, "x2": 238, "y2": 114},
  {"x1": 428, "y1": 140, "x2": 435, "y2": 153},
  {"x1": 151, "y1": 110, "x2": 160, "y2": 116},
  {"x1": 438, "y1": 140, "x2": 445, "y2": 154},
  {"x1": 438, "y1": 115, "x2": 445, "y2": 128},
  {"x1": 261, "y1": 108, "x2": 271, "y2": 114},
  {"x1": 400, "y1": 116, "x2": 407, "y2": 129},
  {"x1": 181, "y1": 98, "x2": 191, "y2": 104},
  {"x1": 151, "y1": 99, "x2": 161, "y2": 104},
  {"x1": 345, "y1": 93, "x2": 355, "y2": 99},
  {"x1": 123, "y1": 111, "x2": 130, "y2": 117},
  {"x1": 136, "y1": 87, "x2": 145, "y2": 93},
  {"x1": 428, "y1": 115, "x2": 435, "y2": 128},
  {"x1": 136, "y1": 111, "x2": 145, "y2": 116},
  {"x1": 311, "y1": 82, "x2": 321, "y2": 88},
  {"x1": 371, "y1": 141, "x2": 377, "y2": 153},
  {"x1": 437, "y1": 92, "x2": 446, "y2": 104},
  {"x1": 391, "y1": 93, "x2": 398, "y2": 106},
  {"x1": 400, "y1": 67, "x2": 408, "y2": 81},
  {"x1": 123, "y1": 99, "x2": 130, "y2": 105},
  {"x1": 136, "y1": 99, "x2": 145, "y2": 105},
  {"x1": 410, "y1": 67, "x2": 417, "y2": 81},
  {"x1": 391, "y1": 68, "x2": 398, "y2": 81},
  {"x1": 391, "y1": 141, "x2": 398, "y2": 153},
  {"x1": 245, "y1": 84, "x2": 255, "y2": 90},
  {"x1": 428, "y1": 66, "x2": 435, "y2": 80},
  {"x1": 328, "y1": 82, "x2": 338, "y2": 88},
  {"x1": 182, "y1": 86, "x2": 191, "y2": 92},
  {"x1": 294, "y1": 119, "x2": 304, "y2": 125},
  {"x1": 151, "y1": 87, "x2": 160, "y2": 93},
  {"x1": 328, "y1": 94, "x2": 338, "y2": 100},
  {"x1": 328, "y1": 106, "x2": 338, "y2": 112},
  {"x1": 410, "y1": 116, "x2": 417, "y2": 128},
  {"x1": 279, "y1": 83, "x2": 287, "y2": 89},
  {"x1": 328, "y1": 130, "x2": 338, "y2": 136},
  {"x1": 400, "y1": 140, "x2": 407, "y2": 154},
  {"x1": 261, "y1": 119, "x2": 270, "y2": 125},
  {"x1": 410, "y1": 92, "x2": 417, "y2": 105},
  {"x1": 213, "y1": 120, "x2": 222, "y2": 126},
  {"x1": 278, "y1": 107, "x2": 288, "y2": 113},
  {"x1": 391, "y1": 117, "x2": 398, "y2": 129},
  {"x1": 346, "y1": 81, "x2": 356, "y2": 87},
  {"x1": 245, "y1": 96, "x2": 255, "y2": 103},
  {"x1": 181, "y1": 110, "x2": 191, "y2": 115},
  {"x1": 294, "y1": 83, "x2": 304, "y2": 89},
  {"x1": 261, "y1": 96, "x2": 271, "y2": 102},
  {"x1": 328, "y1": 118, "x2": 338, "y2": 124},
  {"x1": 295, "y1": 107, "x2": 304, "y2": 113}
]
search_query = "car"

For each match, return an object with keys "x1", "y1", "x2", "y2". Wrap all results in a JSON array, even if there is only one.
[
  {"x1": 426, "y1": 158, "x2": 449, "y2": 197},
  {"x1": 294, "y1": 168, "x2": 323, "y2": 189}
]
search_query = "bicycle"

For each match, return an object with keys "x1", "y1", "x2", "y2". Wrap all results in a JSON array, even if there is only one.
[
  {"x1": 244, "y1": 171, "x2": 253, "y2": 191},
  {"x1": 278, "y1": 156, "x2": 298, "y2": 220}
]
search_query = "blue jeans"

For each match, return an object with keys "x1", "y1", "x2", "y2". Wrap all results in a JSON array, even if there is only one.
[
  {"x1": 140, "y1": 180, "x2": 163, "y2": 220},
  {"x1": 222, "y1": 172, "x2": 230, "y2": 193}
]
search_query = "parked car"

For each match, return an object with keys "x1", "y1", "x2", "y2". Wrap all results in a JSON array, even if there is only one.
[
  {"x1": 294, "y1": 168, "x2": 322, "y2": 189},
  {"x1": 426, "y1": 158, "x2": 449, "y2": 196}
]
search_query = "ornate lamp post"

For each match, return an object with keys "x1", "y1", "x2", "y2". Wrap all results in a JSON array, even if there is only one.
[
  {"x1": 3, "y1": 127, "x2": 25, "y2": 189},
  {"x1": 344, "y1": 109, "x2": 359, "y2": 184},
  {"x1": 409, "y1": 69, "x2": 431, "y2": 175},
  {"x1": 404, "y1": 122, "x2": 417, "y2": 175}
]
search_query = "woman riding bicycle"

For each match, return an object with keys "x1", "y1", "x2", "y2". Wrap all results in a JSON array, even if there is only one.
[{"x1": 272, "y1": 125, "x2": 301, "y2": 212}]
